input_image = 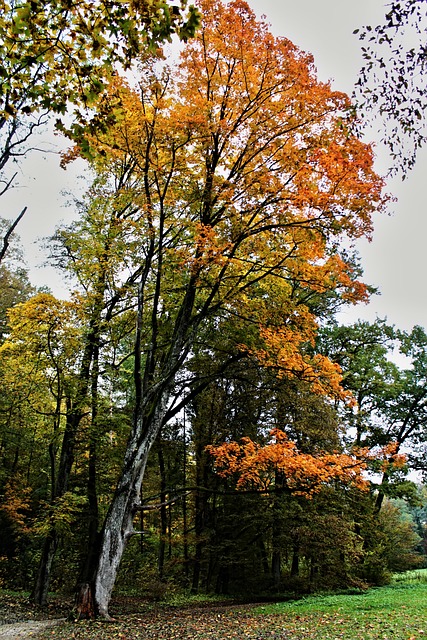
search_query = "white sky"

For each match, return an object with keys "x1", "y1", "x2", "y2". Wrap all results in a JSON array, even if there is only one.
[{"x1": 2, "y1": 0, "x2": 426, "y2": 332}]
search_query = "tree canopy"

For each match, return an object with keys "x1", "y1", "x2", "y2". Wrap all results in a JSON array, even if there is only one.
[{"x1": 0, "y1": 0, "x2": 200, "y2": 250}]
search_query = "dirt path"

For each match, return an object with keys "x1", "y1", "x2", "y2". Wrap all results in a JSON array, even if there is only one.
[{"x1": 0, "y1": 619, "x2": 65, "y2": 639}]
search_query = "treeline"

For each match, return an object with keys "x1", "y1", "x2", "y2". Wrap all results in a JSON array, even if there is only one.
[
  {"x1": 0, "y1": 238, "x2": 426, "y2": 599},
  {"x1": 0, "y1": 0, "x2": 427, "y2": 618}
]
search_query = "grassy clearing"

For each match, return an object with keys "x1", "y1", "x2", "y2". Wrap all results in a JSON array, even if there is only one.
[
  {"x1": 27, "y1": 573, "x2": 427, "y2": 639},
  {"x1": 254, "y1": 581, "x2": 427, "y2": 639}
]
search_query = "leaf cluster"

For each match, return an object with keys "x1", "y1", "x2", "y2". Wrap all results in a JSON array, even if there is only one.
[{"x1": 354, "y1": 0, "x2": 427, "y2": 175}]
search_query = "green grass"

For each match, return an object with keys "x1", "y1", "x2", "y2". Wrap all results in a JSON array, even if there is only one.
[{"x1": 254, "y1": 580, "x2": 427, "y2": 639}]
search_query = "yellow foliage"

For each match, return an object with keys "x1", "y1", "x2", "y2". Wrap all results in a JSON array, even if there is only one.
[{"x1": 33, "y1": 492, "x2": 88, "y2": 538}]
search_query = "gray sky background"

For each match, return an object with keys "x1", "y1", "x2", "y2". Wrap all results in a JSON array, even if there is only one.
[{"x1": 2, "y1": 0, "x2": 426, "y2": 332}]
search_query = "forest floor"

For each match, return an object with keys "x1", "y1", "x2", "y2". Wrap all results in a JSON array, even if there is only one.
[
  {"x1": 2, "y1": 575, "x2": 427, "y2": 639},
  {"x1": 0, "y1": 592, "x2": 68, "y2": 640},
  {"x1": 0, "y1": 619, "x2": 65, "y2": 639}
]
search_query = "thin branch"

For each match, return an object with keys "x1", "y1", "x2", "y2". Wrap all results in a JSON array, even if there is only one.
[
  {"x1": 133, "y1": 491, "x2": 192, "y2": 512},
  {"x1": 0, "y1": 206, "x2": 27, "y2": 263}
]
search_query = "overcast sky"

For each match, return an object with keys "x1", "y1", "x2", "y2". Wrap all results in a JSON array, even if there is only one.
[{"x1": 3, "y1": 0, "x2": 426, "y2": 333}]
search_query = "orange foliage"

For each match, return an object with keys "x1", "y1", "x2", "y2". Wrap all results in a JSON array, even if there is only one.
[
  {"x1": 360, "y1": 442, "x2": 407, "y2": 473},
  {"x1": 207, "y1": 430, "x2": 407, "y2": 498},
  {"x1": 65, "y1": 0, "x2": 387, "y2": 403},
  {"x1": 254, "y1": 319, "x2": 349, "y2": 400},
  {"x1": 207, "y1": 428, "x2": 369, "y2": 496}
]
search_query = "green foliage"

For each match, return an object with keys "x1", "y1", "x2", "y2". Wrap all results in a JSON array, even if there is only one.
[
  {"x1": 33, "y1": 492, "x2": 88, "y2": 539},
  {"x1": 0, "y1": 0, "x2": 200, "y2": 119},
  {"x1": 0, "y1": 0, "x2": 200, "y2": 197},
  {"x1": 319, "y1": 321, "x2": 427, "y2": 508},
  {"x1": 356, "y1": 499, "x2": 423, "y2": 586},
  {"x1": 393, "y1": 568, "x2": 427, "y2": 584}
]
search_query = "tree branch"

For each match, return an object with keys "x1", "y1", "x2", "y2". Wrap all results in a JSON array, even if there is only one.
[{"x1": 0, "y1": 207, "x2": 27, "y2": 264}]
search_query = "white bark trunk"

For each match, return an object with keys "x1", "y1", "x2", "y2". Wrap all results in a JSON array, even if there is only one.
[
  {"x1": 94, "y1": 393, "x2": 168, "y2": 618},
  {"x1": 94, "y1": 488, "x2": 135, "y2": 618}
]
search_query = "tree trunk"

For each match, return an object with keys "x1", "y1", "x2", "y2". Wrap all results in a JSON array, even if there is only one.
[
  {"x1": 30, "y1": 532, "x2": 58, "y2": 606},
  {"x1": 73, "y1": 436, "x2": 100, "y2": 618},
  {"x1": 271, "y1": 548, "x2": 281, "y2": 588},
  {"x1": 94, "y1": 487, "x2": 136, "y2": 619},
  {"x1": 375, "y1": 464, "x2": 395, "y2": 513},
  {"x1": 94, "y1": 395, "x2": 168, "y2": 619},
  {"x1": 375, "y1": 489, "x2": 385, "y2": 513},
  {"x1": 191, "y1": 514, "x2": 203, "y2": 594},
  {"x1": 259, "y1": 537, "x2": 269, "y2": 576},
  {"x1": 93, "y1": 272, "x2": 198, "y2": 617},
  {"x1": 30, "y1": 402, "x2": 81, "y2": 605},
  {"x1": 30, "y1": 318, "x2": 99, "y2": 604},
  {"x1": 215, "y1": 564, "x2": 229, "y2": 595},
  {"x1": 271, "y1": 473, "x2": 283, "y2": 589},
  {"x1": 190, "y1": 392, "x2": 213, "y2": 594},
  {"x1": 191, "y1": 457, "x2": 207, "y2": 594},
  {"x1": 157, "y1": 445, "x2": 167, "y2": 581},
  {"x1": 291, "y1": 544, "x2": 300, "y2": 577},
  {"x1": 73, "y1": 583, "x2": 95, "y2": 620},
  {"x1": 182, "y1": 413, "x2": 189, "y2": 584},
  {"x1": 74, "y1": 346, "x2": 101, "y2": 620}
]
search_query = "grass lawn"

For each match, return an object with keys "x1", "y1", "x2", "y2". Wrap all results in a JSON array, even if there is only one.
[
  {"x1": 31, "y1": 571, "x2": 427, "y2": 639},
  {"x1": 255, "y1": 580, "x2": 427, "y2": 639}
]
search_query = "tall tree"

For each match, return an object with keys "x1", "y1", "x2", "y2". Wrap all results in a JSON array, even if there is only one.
[
  {"x1": 318, "y1": 319, "x2": 399, "y2": 447},
  {"x1": 67, "y1": 0, "x2": 385, "y2": 618},
  {"x1": 31, "y1": 169, "x2": 149, "y2": 605},
  {"x1": 379, "y1": 326, "x2": 427, "y2": 491}
]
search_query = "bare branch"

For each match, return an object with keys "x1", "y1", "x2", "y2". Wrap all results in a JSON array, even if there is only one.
[{"x1": 0, "y1": 207, "x2": 27, "y2": 264}]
